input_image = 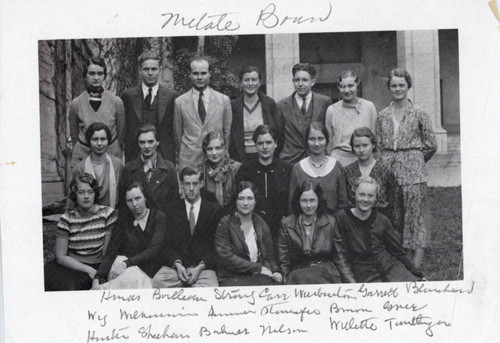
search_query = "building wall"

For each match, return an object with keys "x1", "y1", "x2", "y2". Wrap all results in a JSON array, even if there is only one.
[{"x1": 439, "y1": 29, "x2": 460, "y2": 133}]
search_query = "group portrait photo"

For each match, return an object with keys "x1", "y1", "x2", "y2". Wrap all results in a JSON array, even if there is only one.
[{"x1": 39, "y1": 30, "x2": 462, "y2": 292}]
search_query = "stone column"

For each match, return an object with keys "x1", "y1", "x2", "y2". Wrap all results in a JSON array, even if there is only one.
[
  {"x1": 396, "y1": 30, "x2": 447, "y2": 153},
  {"x1": 265, "y1": 34, "x2": 300, "y2": 101}
]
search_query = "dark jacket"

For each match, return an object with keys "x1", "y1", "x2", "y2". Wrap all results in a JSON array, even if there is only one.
[
  {"x1": 215, "y1": 213, "x2": 279, "y2": 279},
  {"x1": 119, "y1": 154, "x2": 179, "y2": 215},
  {"x1": 277, "y1": 91, "x2": 332, "y2": 164},
  {"x1": 96, "y1": 209, "x2": 167, "y2": 279},
  {"x1": 121, "y1": 83, "x2": 179, "y2": 163},
  {"x1": 336, "y1": 209, "x2": 422, "y2": 283},
  {"x1": 236, "y1": 158, "x2": 292, "y2": 237},
  {"x1": 229, "y1": 92, "x2": 281, "y2": 162},
  {"x1": 161, "y1": 199, "x2": 223, "y2": 270},
  {"x1": 278, "y1": 214, "x2": 355, "y2": 282}
]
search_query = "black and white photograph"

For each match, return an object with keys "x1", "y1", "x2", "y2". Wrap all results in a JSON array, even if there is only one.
[{"x1": 1, "y1": 0, "x2": 500, "y2": 342}]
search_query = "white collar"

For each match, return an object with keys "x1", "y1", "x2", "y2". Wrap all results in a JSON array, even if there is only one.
[
  {"x1": 142, "y1": 83, "x2": 159, "y2": 97},
  {"x1": 299, "y1": 156, "x2": 337, "y2": 177}
]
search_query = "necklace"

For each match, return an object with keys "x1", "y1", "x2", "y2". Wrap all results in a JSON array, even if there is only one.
[
  {"x1": 91, "y1": 158, "x2": 106, "y2": 165},
  {"x1": 309, "y1": 156, "x2": 328, "y2": 169}
]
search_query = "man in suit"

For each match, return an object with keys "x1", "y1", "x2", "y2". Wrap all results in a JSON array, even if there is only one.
[
  {"x1": 152, "y1": 167, "x2": 223, "y2": 288},
  {"x1": 121, "y1": 51, "x2": 179, "y2": 163},
  {"x1": 174, "y1": 56, "x2": 232, "y2": 170},
  {"x1": 119, "y1": 124, "x2": 179, "y2": 215},
  {"x1": 277, "y1": 63, "x2": 333, "y2": 165}
]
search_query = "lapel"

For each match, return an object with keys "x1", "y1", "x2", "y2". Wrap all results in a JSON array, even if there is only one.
[
  {"x1": 285, "y1": 94, "x2": 306, "y2": 138},
  {"x1": 129, "y1": 212, "x2": 148, "y2": 247},
  {"x1": 230, "y1": 214, "x2": 250, "y2": 256},
  {"x1": 192, "y1": 200, "x2": 208, "y2": 237},
  {"x1": 184, "y1": 90, "x2": 203, "y2": 129},
  {"x1": 204, "y1": 88, "x2": 220, "y2": 126},
  {"x1": 310, "y1": 92, "x2": 322, "y2": 122},
  {"x1": 132, "y1": 86, "x2": 143, "y2": 123},
  {"x1": 313, "y1": 215, "x2": 330, "y2": 242},
  {"x1": 148, "y1": 156, "x2": 169, "y2": 193},
  {"x1": 232, "y1": 96, "x2": 244, "y2": 144},
  {"x1": 157, "y1": 83, "x2": 168, "y2": 124},
  {"x1": 177, "y1": 201, "x2": 191, "y2": 236}
]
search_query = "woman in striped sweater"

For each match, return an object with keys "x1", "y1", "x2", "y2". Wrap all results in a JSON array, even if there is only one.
[{"x1": 44, "y1": 173, "x2": 117, "y2": 291}]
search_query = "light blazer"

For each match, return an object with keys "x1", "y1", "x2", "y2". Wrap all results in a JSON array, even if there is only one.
[
  {"x1": 229, "y1": 92, "x2": 281, "y2": 162},
  {"x1": 161, "y1": 199, "x2": 223, "y2": 270},
  {"x1": 277, "y1": 92, "x2": 332, "y2": 164},
  {"x1": 174, "y1": 88, "x2": 232, "y2": 170},
  {"x1": 121, "y1": 82, "x2": 179, "y2": 163}
]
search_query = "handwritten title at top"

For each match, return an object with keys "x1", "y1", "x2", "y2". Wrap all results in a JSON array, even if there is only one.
[{"x1": 161, "y1": 2, "x2": 333, "y2": 32}]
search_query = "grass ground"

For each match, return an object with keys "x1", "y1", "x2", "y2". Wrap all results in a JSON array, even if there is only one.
[{"x1": 42, "y1": 187, "x2": 463, "y2": 281}]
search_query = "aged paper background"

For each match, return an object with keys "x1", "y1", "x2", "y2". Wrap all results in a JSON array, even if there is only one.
[{"x1": 1, "y1": 0, "x2": 500, "y2": 342}]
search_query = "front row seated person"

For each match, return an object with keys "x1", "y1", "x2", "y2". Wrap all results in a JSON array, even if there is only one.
[
  {"x1": 93, "y1": 181, "x2": 167, "y2": 289},
  {"x1": 215, "y1": 181, "x2": 282, "y2": 286},
  {"x1": 119, "y1": 124, "x2": 179, "y2": 215},
  {"x1": 152, "y1": 167, "x2": 223, "y2": 288},
  {"x1": 336, "y1": 176, "x2": 425, "y2": 282},
  {"x1": 70, "y1": 122, "x2": 123, "y2": 209},
  {"x1": 45, "y1": 174, "x2": 117, "y2": 291},
  {"x1": 279, "y1": 181, "x2": 356, "y2": 285}
]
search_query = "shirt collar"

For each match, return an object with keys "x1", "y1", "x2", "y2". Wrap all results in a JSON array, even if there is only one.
[
  {"x1": 185, "y1": 197, "x2": 202, "y2": 210},
  {"x1": 142, "y1": 83, "x2": 159, "y2": 98},
  {"x1": 192, "y1": 87, "x2": 210, "y2": 97},
  {"x1": 295, "y1": 91, "x2": 312, "y2": 103}
]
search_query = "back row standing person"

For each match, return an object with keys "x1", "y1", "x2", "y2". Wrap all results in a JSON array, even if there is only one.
[
  {"x1": 121, "y1": 51, "x2": 179, "y2": 164},
  {"x1": 229, "y1": 66, "x2": 281, "y2": 163},
  {"x1": 174, "y1": 56, "x2": 232, "y2": 171},
  {"x1": 68, "y1": 57, "x2": 125, "y2": 169},
  {"x1": 277, "y1": 63, "x2": 333, "y2": 165},
  {"x1": 325, "y1": 70, "x2": 377, "y2": 167}
]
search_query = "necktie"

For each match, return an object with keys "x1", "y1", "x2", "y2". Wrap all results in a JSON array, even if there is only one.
[
  {"x1": 189, "y1": 205, "x2": 196, "y2": 234},
  {"x1": 301, "y1": 96, "x2": 307, "y2": 115},
  {"x1": 198, "y1": 91, "x2": 207, "y2": 123},
  {"x1": 145, "y1": 87, "x2": 152, "y2": 108}
]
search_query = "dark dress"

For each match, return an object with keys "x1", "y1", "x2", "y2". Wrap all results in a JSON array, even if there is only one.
[
  {"x1": 95, "y1": 209, "x2": 167, "y2": 280},
  {"x1": 278, "y1": 214, "x2": 355, "y2": 285},
  {"x1": 236, "y1": 158, "x2": 292, "y2": 239},
  {"x1": 336, "y1": 209, "x2": 423, "y2": 283}
]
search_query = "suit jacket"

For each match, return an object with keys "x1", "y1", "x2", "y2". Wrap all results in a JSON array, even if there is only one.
[
  {"x1": 277, "y1": 92, "x2": 332, "y2": 164},
  {"x1": 96, "y1": 209, "x2": 167, "y2": 279},
  {"x1": 118, "y1": 154, "x2": 179, "y2": 215},
  {"x1": 174, "y1": 88, "x2": 232, "y2": 170},
  {"x1": 229, "y1": 92, "x2": 281, "y2": 162},
  {"x1": 215, "y1": 213, "x2": 279, "y2": 279},
  {"x1": 121, "y1": 83, "x2": 179, "y2": 163},
  {"x1": 161, "y1": 199, "x2": 223, "y2": 270}
]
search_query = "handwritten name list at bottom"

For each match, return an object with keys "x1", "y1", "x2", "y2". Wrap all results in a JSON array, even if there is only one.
[{"x1": 85, "y1": 281, "x2": 474, "y2": 342}]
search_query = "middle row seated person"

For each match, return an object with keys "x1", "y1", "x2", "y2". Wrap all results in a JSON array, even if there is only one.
[
  {"x1": 201, "y1": 131, "x2": 241, "y2": 213},
  {"x1": 289, "y1": 121, "x2": 347, "y2": 215},
  {"x1": 236, "y1": 124, "x2": 292, "y2": 242},
  {"x1": 94, "y1": 181, "x2": 166, "y2": 289},
  {"x1": 152, "y1": 167, "x2": 223, "y2": 288},
  {"x1": 215, "y1": 181, "x2": 282, "y2": 286},
  {"x1": 279, "y1": 181, "x2": 356, "y2": 285},
  {"x1": 121, "y1": 51, "x2": 179, "y2": 164},
  {"x1": 70, "y1": 122, "x2": 123, "y2": 209},
  {"x1": 277, "y1": 62, "x2": 332, "y2": 165},
  {"x1": 174, "y1": 56, "x2": 232, "y2": 171},
  {"x1": 119, "y1": 124, "x2": 179, "y2": 215},
  {"x1": 229, "y1": 65, "x2": 281, "y2": 163}
]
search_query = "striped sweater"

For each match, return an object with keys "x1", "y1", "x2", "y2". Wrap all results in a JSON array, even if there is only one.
[{"x1": 56, "y1": 205, "x2": 117, "y2": 260}]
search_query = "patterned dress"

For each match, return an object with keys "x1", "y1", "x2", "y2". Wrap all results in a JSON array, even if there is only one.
[{"x1": 376, "y1": 100, "x2": 437, "y2": 249}]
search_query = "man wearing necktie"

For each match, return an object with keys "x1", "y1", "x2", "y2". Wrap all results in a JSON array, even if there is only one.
[
  {"x1": 153, "y1": 167, "x2": 223, "y2": 288},
  {"x1": 118, "y1": 124, "x2": 179, "y2": 215},
  {"x1": 174, "y1": 56, "x2": 232, "y2": 170},
  {"x1": 277, "y1": 63, "x2": 333, "y2": 165},
  {"x1": 122, "y1": 51, "x2": 179, "y2": 163}
]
